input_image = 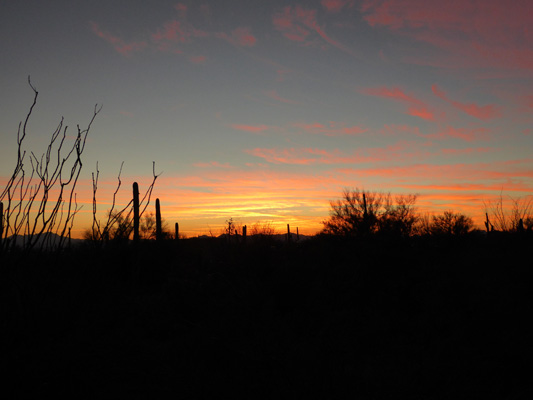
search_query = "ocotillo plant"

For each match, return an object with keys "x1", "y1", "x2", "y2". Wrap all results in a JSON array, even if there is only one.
[
  {"x1": 155, "y1": 198, "x2": 162, "y2": 241},
  {"x1": 133, "y1": 182, "x2": 140, "y2": 243}
]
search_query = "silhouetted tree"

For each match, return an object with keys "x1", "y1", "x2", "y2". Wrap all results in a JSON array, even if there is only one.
[
  {"x1": 429, "y1": 211, "x2": 473, "y2": 236},
  {"x1": 140, "y1": 212, "x2": 171, "y2": 239},
  {"x1": 322, "y1": 188, "x2": 418, "y2": 238}
]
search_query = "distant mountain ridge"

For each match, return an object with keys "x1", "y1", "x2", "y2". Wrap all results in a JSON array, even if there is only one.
[{"x1": 4, "y1": 233, "x2": 85, "y2": 249}]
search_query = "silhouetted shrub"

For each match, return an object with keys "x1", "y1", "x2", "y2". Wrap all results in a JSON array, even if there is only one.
[
  {"x1": 429, "y1": 210, "x2": 473, "y2": 236},
  {"x1": 322, "y1": 188, "x2": 418, "y2": 238}
]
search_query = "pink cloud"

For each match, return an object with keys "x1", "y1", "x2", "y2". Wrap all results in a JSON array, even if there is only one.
[
  {"x1": 440, "y1": 147, "x2": 492, "y2": 156},
  {"x1": 427, "y1": 126, "x2": 490, "y2": 142},
  {"x1": 361, "y1": 86, "x2": 436, "y2": 121},
  {"x1": 273, "y1": 6, "x2": 314, "y2": 42},
  {"x1": 230, "y1": 124, "x2": 272, "y2": 134},
  {"x1": 189, "y1": 55, "x2": 207, "y2": 64},
  {"x1": 90, "y1": 22, "x2": 147, "y2": 56},
  {"x1": 293, "y1": 121, "x2": 368, "y2": 136},
  {"x1": 247, "y1": 142, "x2": 429, "y2": 165},
  {"x1": 339, "y1": 159, "x2": 533, "y2": 181},
  {"x1": 216, "y1": 27, "x2": 256, "y2": 47},
  {"x1": 432, "y1": 85, "x2": 501, "y2": 120},
  {"x1": 174, "y1": 3, "x2": 187, "y2": 12},
  {"x1": 361, "y1": 0, "x2": 533, "y2": 72},
  {"x1": 379, "y1": 124, "x2": 422, "y2": 137},
  {"x1": 265, "y1": 90, "x2": 299, "y2": 105},
  {"x1": 322, "y1": 0, "x2": 355, "y2": 13},
  {"x1": 152, "y1": 20, "x2": 188, "y2": 42},
  {"x1": 273, "y1": 6, "x2": 355, "y2": 55}
]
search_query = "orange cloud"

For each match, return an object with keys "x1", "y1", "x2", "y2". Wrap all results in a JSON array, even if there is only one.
[
  {"x1": 247, "y1": 143, "x2": 429, "y2": 165},
  {"x1": 427, "y1": 126, "x2": 490, "y2": 142},
  {"x1": 192, "y1": 161, "x2": 234, "y2": 169},
  {"x1": 440, "y1": 147, "x2": 492, "y2": 156},
  {"x1": 432, "y1": 85, "x2": 501, "y2": 120},
  {"x1": 361, "y1": 86, "x2": 436, "y2": 121},
  {"x1": 339, "y1": 159, "x2": 533, "y2": 181}
]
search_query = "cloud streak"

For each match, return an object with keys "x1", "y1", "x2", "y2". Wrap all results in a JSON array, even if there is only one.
[
  {"x1": 362, "y1": 86, "x2": 436, "y2": 121},
  {"x1": 361, "y1": 0, "x2": 533, "y2": 72},
  {"x1": 273, "y1": 5, "x2": 356, "y2": 55},
  {"x1": 432, "y1": 85, "x2": 501, "y2": 120},
  {"x1": 230, "y1": 124, "x2": 273, "y2": 134},
  {"x1": 90, "y1": 22, "x2": 147, "y2": 56}
]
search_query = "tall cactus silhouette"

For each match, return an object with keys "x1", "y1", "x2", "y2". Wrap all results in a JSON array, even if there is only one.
[
  {"x1": 485, "y1": 212, "x2": 493, "y2": 233},
  {"x1": 155, "y1": 198, "x2": 162, "y2": 241},
  {"x1": 133, "y1": 182, "x2": 140, "y2": 243},
  {"x1": 175, "y1": 222, "x2": 179, "y2": 241},
  {"x1": 287, "y1": 224, "x2": 291, "y2": 242},
  {"x1": 243, "y1": 225, "x2": 247, "y2": 243},
  {"x1": 0, "y1": 201, "x2": 3, "y2": 245}
]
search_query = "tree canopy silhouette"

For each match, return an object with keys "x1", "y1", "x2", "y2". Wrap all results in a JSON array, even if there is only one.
[{"x1": 322, "y1": 188, "x2": 418, "y2": 238}]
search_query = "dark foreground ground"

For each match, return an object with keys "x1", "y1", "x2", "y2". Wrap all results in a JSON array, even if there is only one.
[{"x1": 1, "y1": 235, "x2": 531, "y2": 399}]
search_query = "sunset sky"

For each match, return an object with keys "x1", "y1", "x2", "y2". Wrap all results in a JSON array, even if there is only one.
[{"x1": 1, "y1": 0, "x2": 532, "y2": 238}]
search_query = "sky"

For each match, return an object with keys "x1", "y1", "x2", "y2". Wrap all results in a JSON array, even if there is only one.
[{"x1": 1, "y1": 0, "x2": 532, "y2": 238}]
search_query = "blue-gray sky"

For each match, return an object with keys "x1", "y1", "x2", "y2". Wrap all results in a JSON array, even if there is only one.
[{"x1": 1, "y1": 0, "x2": 532, "y2": 237}]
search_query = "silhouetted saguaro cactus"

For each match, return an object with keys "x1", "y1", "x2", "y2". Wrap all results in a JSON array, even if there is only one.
[
  {"x1": 287, "y1": 224, "x2": 291, "y2": 242},
  {"x1": 243, "y1": 225, "x2": 247, "y2": 243},
  {"x1": 0, "y1": 201, "x2": 4, "y2": 245},
  {"x1": 485, "y1": 212, "x2": 493, "y2": 233},
  {"x1": 296, "y1": 227, "x2": 299, "y2": 241},
  {"x1": 155, "y1": 198, "x2": 162, "y2": 241},
  {"x1": 517, "y1": 218, "x2": 524, "y2": 234},
  {"x1": 133, "y1": 182, "x2": 140, "y2": 243},
  {"x1": 175, "y1": 222, "x2": 179, "y2": 240}
]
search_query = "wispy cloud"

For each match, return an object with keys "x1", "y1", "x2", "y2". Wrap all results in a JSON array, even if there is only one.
[
  {"x1": 265, "y1": 90, "x2": 299, "y2": 105},
  {"x1": 189, "y1": 55, "x2": 207, "y2": 64},
  {"x1": 432, "y1": 85, "x2": 501, "y2": 120},
  {"x1": 273, "y1": 5, "x2": 356, "y2": 55},
  {"x1": 192, "y1": 161, "x2": 234, "y2": 169},
  {"x1": 321, "y1": 0, "x2": 355, "y2": 13},
  {"x1": 361, "y1": 86, "x2": 437, "y2": 121},
  {"x1": 439, "y1": 147, "x2": 492, "y2": 156},
  {"x1": 216, "y1": 27, "x2": 257, "y2": 47},
  {"x1": 339, "y1": 159, "x2": 533, "y2": 181},
  {"x1": 427, "y1": 126, "x2": 490, "y2": 142},
  {"x1": 230, "y1": 124, "x2": 273, "y2": 134},
  {"x1": 90, "y1": 22, "x2": 147, "y2": 56},
  {"x1": 361, "y1": 0, "x2": 533, "y2": 72},
  {"x1": 247, "y1": 142, "x2": 428, "y2": 165},
  {"x1": 293, "y1": 121, "x2": 367, "y2": 136}
]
